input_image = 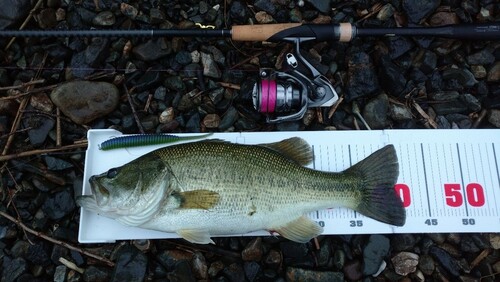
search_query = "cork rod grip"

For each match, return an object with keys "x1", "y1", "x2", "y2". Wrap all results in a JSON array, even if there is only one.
[{"x1": 231, "y1": 23, "x2": 302, "y2": 41}]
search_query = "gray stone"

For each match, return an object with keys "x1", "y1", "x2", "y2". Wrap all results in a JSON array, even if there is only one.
[
  {"x1": 488, "y1": 109, "x2": 500, "y2": 128},
  {"x1": 92, "y1": 11, "x2": 115, "y2": 26},
  {"x1": 463, "y1": 94, "x2": 481, "y2": 112},
  {"x1": 42, "y1": 189, "x2": 76, "y2": 220},
  {"x1": 201, "y1": 52, "x2": 221, "y2": 78},
  {"x1": 50, "y1": 81, "x2": 120, "y2": 125},
  {"x1": 418, "y1": 254, "x2": 435, "y2": 276},
  {"x1": 254, "y1": 0, "x2": 277, "y2": 15},
  {"x1": 430, "y1": 91, "x2": 460, "y2": 101},
  {"x1": 442, "y1": 68, "x2": 478, "y2": 87},
  {"x1": 23, "y1": 114, "x2": 55, "y2": 147},
  {"x1": 192, "y1": 252, "x2": 207, "y2": 280},
  {"x1": 431, "y1": 101, "x2": 468, "y2": 115},
  {"x1": 429, "y1": 246, "x2": 461, "y2": 277},
  {"x1": 54, "y1": 265, "x2": 67, "y2": 282},
  {"x1": 402, "y1": 0, "x2": 441, "y2": 23},
  {"x1": 111, "y1": 246, "x2": 148, "y2": 282},
  {"x1": 219, "y1": 106, "x2": 239, "y2": 131},
  {"x1": 305, "y1": 0, "x2": 331, "y2": 13},
  {"x1": 487, "y1": 62, "x2": 500, "y2": 82},
  {"x1": 0, "y1": 0, "x2": 31, "y2": 29},
  {"x1": 132, "y1": 39, "x2": 172, "y2": 61},
  {"x1": 286, "y1": 267, "x2": 344, "y2": 281},
  {"x1": 1, "y1": 257, "x2": 27, "y2": 282},
  {"x1": 363, "y1": 234, "x2": 390, "y2": 275},
  {"x1": 83, "y1": 266, "x2": 111, "y2": 282},
  {"x1": 363, "y1": 93, "x2": 389, "y2": 129},
  {"x1": 466, "y1": 49, "x2": 495, "y2": 65},
  {"x1": 390, "y1": 104, "x2": 413, "y2": 121},
  {"x1": 345, "y1": 50, "x2": 379, "y2": 101}
]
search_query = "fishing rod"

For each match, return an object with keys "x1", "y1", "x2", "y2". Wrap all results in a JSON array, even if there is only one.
[{"x1": 1, "y1": 22, "x2": 499, "y2": 123}]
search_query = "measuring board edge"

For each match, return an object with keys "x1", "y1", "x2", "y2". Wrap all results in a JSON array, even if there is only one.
[{"x1": 78, "y1": 129, "x2": 500, "y2": 243}]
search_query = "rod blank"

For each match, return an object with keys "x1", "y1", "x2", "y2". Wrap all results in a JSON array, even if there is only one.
[{"x1": 0, "y1": 22, "x2": 498, "y2": 41}]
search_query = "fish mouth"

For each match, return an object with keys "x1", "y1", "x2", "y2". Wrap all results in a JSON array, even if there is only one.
[
  {"x1": 75, "y1": 195, "x2": 99, "y2": 212},
  {"x1": 88, "y1": 176, "x2": 110, "y2": 206}
]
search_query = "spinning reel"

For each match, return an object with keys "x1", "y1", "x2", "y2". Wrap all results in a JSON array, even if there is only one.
[{"x1": 252, "y1": 39, "x2": 338, "y2": 123}]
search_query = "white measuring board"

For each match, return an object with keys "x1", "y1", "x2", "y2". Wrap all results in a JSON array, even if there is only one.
[{"x1": 79, "y1": 129, "x2": 500, "y2": 243}]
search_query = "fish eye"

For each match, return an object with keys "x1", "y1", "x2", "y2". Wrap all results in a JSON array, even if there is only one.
[{"x1": 106, "y1": 168, "x2": 118, "y2": 178}]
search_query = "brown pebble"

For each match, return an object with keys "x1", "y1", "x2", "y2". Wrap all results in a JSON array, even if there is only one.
[
  {"x1": 192, "y1": 251, "x2": 207, "y2": 280},
  {"x1": 343, "y1": 260, "x2": 363, "y2": 281},
  {"x1": 242, "y1": 237, "x2": 263, "y2": 261},
  {"x1": 203, "y1": 114, "x2": 221, "y2": 129},
  {"x1": 208, "y1": 261, "x2": 225, "y2": 278},
  {"x1": 265, "y1": 249, "x2": 282, "y2": 268},
  {"x1": 391, "y1": 252, "x2": 419, "y2": 276}
]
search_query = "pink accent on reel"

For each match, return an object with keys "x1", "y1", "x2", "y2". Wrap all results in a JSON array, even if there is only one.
[{"x1": 260, "y1": 79, "x2": 276, "y2": 113}]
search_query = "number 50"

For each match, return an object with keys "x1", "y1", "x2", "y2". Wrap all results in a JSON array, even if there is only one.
[{"x1": 444, "y1": 183, "x2": 485, "y2": 207}]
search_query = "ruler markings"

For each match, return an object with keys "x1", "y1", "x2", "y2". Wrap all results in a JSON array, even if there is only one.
[
  {"x1": 479, "y1": 143, "x2": 489, "y2": 217},
  {"x1": 414, "y1": 142, "x2": 424, "y2": 218},
  {"x1": 82, "y1": 130, "x2": 500, "y2": 242},
  {"x1": 420, "y1": 143, "x2": 432, "y2": 217},
  {"x1": 472, "y1": 143, "x2": 482, "y2": 217},
  {"x1": 430, "y1": 144, "x2": 439, "y2": 217},
  {"x1": 348, "y1": 144, "x2": 352, "y2": 166},
  {"x1": 487, "y1": 143, "x2": 498, "y2": 216},
  {"x1": 485, "y1": 142, "x2": 496, "y2": 217},
  {"x1": 492, "y1": 143, "x2": 500, "y2": 217},
  {"x1": 436, "y1": 143, "x2": 445, "y2": 217},
  {"x1": 456, "y1": 143, "x2": 469, "y2": 217},
  {"x1": 348, "y1": 145, "x2": 357, "y2": 219},
  {"x1": 312, "y1": 145, "x2": 316, "y2": 170},
  {"x1": 445, "y1": 143, "x2": 453, "y2": 218},
  {"x1": 408, "y1": 143, "x2": 419, "y2": 217}
]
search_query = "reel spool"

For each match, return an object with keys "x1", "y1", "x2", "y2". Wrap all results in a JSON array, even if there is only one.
[{"x1": 252, "y1": 70, "x2": 309, "y2": 123}]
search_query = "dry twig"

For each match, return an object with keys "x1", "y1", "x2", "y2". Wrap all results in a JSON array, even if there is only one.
[
  {"x1": 164, "y1": 240, "x2": 241, "y2": 260},
  {"x1": 2, "y1": 97, "x2": 30, "y2": 156},
  {"x1": 0, "y1": 79, "x2": 45, "y2": 91},
  {"x1": 0, "y1": 210, "x2": 115, "y2": 267},
  {"x1": 59, "y1": 257, "x2": 85, "y2": 274},
  {"x1": 56, "y1": 108, "x2": 62, "y2": 147},
  {"x1": 124, "y1": 86, "x2": 145, "y2": 134},
  {"x1": 412, "y1": 101, "x2": 438, "y2": 129},
  {"x1": 327, "y1": 96, "x2": 344, "y2": 119},
  {"x1": 472, "y1": 109, "x2": 488, "y2": 129},
  {"x1": 352, "y1": 101, "x2": 371, "y2": 130},
  {"x1": 217, "y1": 82, "x2": 241, "y2": 90},
  {"x1": 0, "y1": 142, "x2": 88, "y2": 162}
]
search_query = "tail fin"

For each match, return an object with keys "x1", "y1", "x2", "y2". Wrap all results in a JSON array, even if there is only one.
[{"x1": 345, "y1": 145, "x2": 406, "y2": 226}]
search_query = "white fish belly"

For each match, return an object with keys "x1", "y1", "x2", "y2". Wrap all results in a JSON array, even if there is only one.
[{"x1": 140, "y1": 206, "x2": 307, "y2": 235}]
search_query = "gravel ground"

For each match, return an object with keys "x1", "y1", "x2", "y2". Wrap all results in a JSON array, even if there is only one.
[{"x1": 0, "y1": 0, "x2": 499, "y2": 281}]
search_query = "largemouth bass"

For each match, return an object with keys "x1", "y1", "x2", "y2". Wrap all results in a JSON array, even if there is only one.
[{"x1": 77, "y1": 138, "x2": 406, "y2": 244}]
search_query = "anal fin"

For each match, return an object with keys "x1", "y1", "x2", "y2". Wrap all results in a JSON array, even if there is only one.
[
  {"x1": 273, "y1": 216, "x2": 323, "y2": 243},
  {"x1": 177, "y1": 229, "x2": 214, "y2": 244}
]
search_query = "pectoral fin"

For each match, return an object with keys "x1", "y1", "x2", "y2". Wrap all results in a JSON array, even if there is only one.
[
  {"x1": 274, "y1": 216, "x2": 323, "y2": 243},
  {"x1": 178, "y1": 190, "x2": 220, "y2": 209},
  {"x1": 177, "y1": 229, "x2": 214, "y2": 244}
]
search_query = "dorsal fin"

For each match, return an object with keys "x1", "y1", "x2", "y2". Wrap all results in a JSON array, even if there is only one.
[{"x1": 259, "y1": 137, "x2": 313, "y2": 166}]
